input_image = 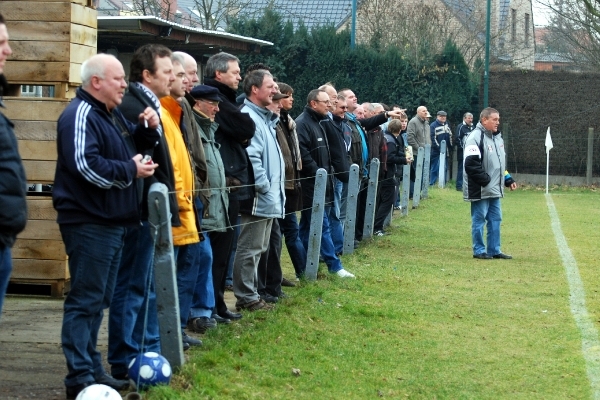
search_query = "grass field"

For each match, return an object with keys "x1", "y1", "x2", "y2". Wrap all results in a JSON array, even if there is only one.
[{"x1": 146, "y1": 185, "x2": 600, "y2": 399}]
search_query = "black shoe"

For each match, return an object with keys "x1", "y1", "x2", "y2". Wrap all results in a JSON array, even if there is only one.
[
  {"x1": 187, "y1": 316, "x2": 217, "y2": 334},
  {"x1": 281, "y1": 277, "x2": 296, "y2": 287},
  {"x1": 261, "y1": 293, "x2": 279, "y2": 303},
  {"x1": 492, "y1": 252, "x2": 513, "y2": 259},
  {"x1": 354, "y1": 240, "x2": 360, "y2": 249},
  {"x1": 221, "y1": 310, "x2": 243, "y2": 320},
  {"x1": 95, "y1": 373, "x2": 130, "y2": 391},
  {"x1": 183, "y1": 341, "x2": 190, "y2": 351},
  {"x1": 473, "y1": 253, "x2": 492, "y2": 259},
  {"x1": 66, "y1": 381, "x2": 93, "y2": 399},
  {"x1": 182, "y1": 332, "x2": 203, "y2": 347},
  {"x1": 111, "y1": 371, "x2": 128, "y2": 380},
  {"x1": 211, "y1": 313, "x2": 231, "y2": 324},
  {"x1": 278, "y1": 291, "x2": 288, "y2": 299}
]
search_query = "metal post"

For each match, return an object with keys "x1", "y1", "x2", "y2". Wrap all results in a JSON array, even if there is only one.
[
  {"x1": 147, "y1": 183, "x2": 184, "y2": 369},
  {"x1": 343, "y1": 164, "x2": 360, "y2": 255},
  {"x1": 587, "y1": 127, "x2": 594, "y2": 186},
  {"x1": 362, "y1": 158, "x2": 380, "y2": 240},
  {"x1": 422, "y1": 144, "x2": 431, "y2": 199},
  {"x1": 438, "y1": 140, "x2": 447, "y2": 188},
  {"x1": 305, "y1": 168, "x2": 327, "y2": 281},
  {"x1": 484, "y1": 0, "x2": 491, "y2": 108},
  {"x1": 413, "y1": 147, "x2": 424, "y2": 208},
  {"x1": 401, "y1": 164, "x2": 410, "y2": 216}
]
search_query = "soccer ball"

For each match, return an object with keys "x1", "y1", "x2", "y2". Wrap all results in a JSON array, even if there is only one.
[
  {"x1": 75, "y1": 384, "x2": 121, "y2": 400},
  {"x1": 128, "y1": 352, "x2": 172, "y2": 389}
]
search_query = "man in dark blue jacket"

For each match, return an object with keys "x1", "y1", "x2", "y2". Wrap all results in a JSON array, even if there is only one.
[
  {"x1": 429, "y1": 110, "x2": 452, "y2": 186},
  {"x1": 0, "y1": 13, "x2": 27, "y2": 318},
  {"x1": 53, "y1": 54, "x2": 159, "y2": 399}
]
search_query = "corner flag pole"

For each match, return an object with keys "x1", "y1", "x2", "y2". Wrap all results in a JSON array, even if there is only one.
[{"x1": 545, "y1": 127, "x2": 553, "y2": 194}]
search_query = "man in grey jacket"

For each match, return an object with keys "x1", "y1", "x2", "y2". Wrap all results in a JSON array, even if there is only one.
[
  {"x1": 463, "y1": 107, "x2": 516, "y2": 260},
  {"x1": 233, "y1": 69, "x2": 286, "y2": 311}
]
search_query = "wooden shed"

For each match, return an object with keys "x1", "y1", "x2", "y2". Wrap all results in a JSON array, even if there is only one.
[{"x1": 0, "y1": 0, "x2": 98, "y2": 296}]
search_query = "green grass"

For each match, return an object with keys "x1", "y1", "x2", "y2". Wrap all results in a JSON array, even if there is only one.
[{"x1": 146, "y1": 185, "x2": 599, "y2": 399}]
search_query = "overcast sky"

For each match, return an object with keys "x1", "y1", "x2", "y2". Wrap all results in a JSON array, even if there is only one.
[{"x1": 532, "y1": 0, "x2": 552, "y2": 26}]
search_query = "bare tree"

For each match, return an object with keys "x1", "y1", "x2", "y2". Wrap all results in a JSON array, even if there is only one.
[
  {"x1": 184, "y1": 0, "x2": 253, "y2": 29},
  {"x1": 539, "y1": 0, "x2": 600, "y2": 71},
  {"x1": 355, "y1": 0, "x2": 534, "y2": 71}
]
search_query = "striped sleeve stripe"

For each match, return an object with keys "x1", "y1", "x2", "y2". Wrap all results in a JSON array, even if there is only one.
[{"x1": 73, "y1": 102, "x2": 132, "y2": 189}]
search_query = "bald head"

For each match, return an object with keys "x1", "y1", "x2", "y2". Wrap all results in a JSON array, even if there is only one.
[
  {"x1": 319, "y1": 84, "x2": 338, "y2": 112},
  {"x1": 80, "y1": 54, "x2": 126, "y2": 111},
  {"x1": 173, "y1": 51, "x2": 199, "y2": 92}
]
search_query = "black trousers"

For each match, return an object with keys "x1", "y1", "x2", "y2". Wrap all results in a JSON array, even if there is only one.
[
  {"x1": 209, "y1": 199, "x2": 239, "y2": 316},
  {"x1": 257, "y1": 219, "x2": 283, "y2": 297},
  {"x1": 354, "y1": 178, "x2": 369, "y2": 241},
  {"x1": 374, "y1": 180, "x2": 396, "y2": 232}
]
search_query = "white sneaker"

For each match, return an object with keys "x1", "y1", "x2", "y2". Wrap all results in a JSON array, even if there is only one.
[{"x1": 336, "y1": 269, "x2": 356, "y2": 278}]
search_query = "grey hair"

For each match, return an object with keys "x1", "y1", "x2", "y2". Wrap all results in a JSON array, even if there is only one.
[
  {"x1": 243, "y1": 69, "x2": 272, "y2": 96},
  {"x1": 206, "y1": 52, "x2": 239, "y2": 79},
  {"x1": 337, "y1": 93, "x2": 346, "y2": 101},
  {"x1": 81, "y1": 54, "x2": 117, "y2": 88},
  {"x1": 463, "y1": 112, "x2": 473, "y2": 119},
  {"x1": 171, "y1": 52, "x2": 185, "y2": 67}
]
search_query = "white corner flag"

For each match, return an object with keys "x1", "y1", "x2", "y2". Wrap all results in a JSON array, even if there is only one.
[
  {"x1": 545, "y1": 127, "x2": 553, "y2": 154},
  {"x1": 545, "y1": 127, "x2": 552, "y2": 194}
]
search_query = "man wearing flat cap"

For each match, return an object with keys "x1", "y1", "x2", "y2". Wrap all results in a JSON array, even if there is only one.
[
  {"x1": 189, "y1": 84, "x2": 242, "y2": 323},
  {"x1": 429, "y1": 110, "x2": 452, "y2": 186}
]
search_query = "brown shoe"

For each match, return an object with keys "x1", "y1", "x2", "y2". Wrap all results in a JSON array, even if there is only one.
[
  {"x1": 236, "y1": 299, "x2": 274, "y2": 312},
  {"x1": 281, "y1": 277, "x2": 296, "y2": 287}
]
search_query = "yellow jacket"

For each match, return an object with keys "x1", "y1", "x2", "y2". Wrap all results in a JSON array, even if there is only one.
[{"x1": 160, "y1": 96, "x2": 199, "y2": 246}]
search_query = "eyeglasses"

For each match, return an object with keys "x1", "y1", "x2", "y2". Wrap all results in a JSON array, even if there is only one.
[
  {"x1": 315, "y1": 99, "x2": 331, "y2": 104},
  {"x1": 339, "y1": 106, "x2": 348, "y2": 110},
  {"x1": 199, "y1": 99, "x2": 220, "y2": 107}
]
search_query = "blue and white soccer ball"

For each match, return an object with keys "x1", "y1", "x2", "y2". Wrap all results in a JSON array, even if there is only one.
[
  {"x1": 128, "y1": 352, "x2": 172, "y2": 389},
  {"x1": 75, "y1": 384, "x2": 121, "y2": 400}
]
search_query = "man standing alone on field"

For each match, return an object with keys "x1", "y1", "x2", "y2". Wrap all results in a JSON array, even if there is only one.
[{"x1": 463, "y1": 107, "x2": 516, "y2": 260}]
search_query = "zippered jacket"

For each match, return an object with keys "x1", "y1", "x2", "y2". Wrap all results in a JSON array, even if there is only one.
[{"x1": 53, "y1": 88, "x2": 158, "y2": 226}]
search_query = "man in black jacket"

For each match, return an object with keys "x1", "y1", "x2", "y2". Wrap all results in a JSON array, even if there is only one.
[
  {"x1": 296, "y1": 89, "x2": 355, "y2": 278},
  {"x1": 0, "y1": 14, "x2": 27, "y2": 317},
  {"x1": 203, "y1": 52, "x2": 255, "y2": 319}
]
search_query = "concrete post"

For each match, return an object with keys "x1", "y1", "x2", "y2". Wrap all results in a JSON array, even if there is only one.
[
  {"x1": 401, "y1": 164, "x2": 410, "y2": 216},
  {"x1": 439, "y1": 140, "x2": 447, "y2": 188},
  {"x1": 422, "y1": 144, "x2": 431, "y2": 199},
  {"x1": 147, "y1": 183, "x2": 184, "y2": 369},
  {"x1": 343, "y1": 164, "x2": 360, "y2": 255},
  {"x1": 362, "y1": 158, "x2": 380, "y2": 240},
  {"x1": 305, "y1": 168, "x2": 327, "y2": 281},
  {"x1": 413, "y1": 147, "x2": 424, "y2": 208}
]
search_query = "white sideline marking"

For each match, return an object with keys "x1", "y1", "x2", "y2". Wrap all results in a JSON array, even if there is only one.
[{"x1": 546, "y1": 193, "x2": 600, "y2": 399}]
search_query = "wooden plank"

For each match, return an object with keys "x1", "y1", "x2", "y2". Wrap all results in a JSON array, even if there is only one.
[
  {"x1": 9, "y1": 41, "x2": 70, "y2": 63},
  {"x1": 70, "y1": 43, "x2": 97, "y2": 64},
  {"x1": 10, "y1": 259, "x2": 68, "y2": 281},
  {"x1": 26, "y1": 198, "x2": 57, "y2": 220},
  {"x1": 18, "y1": 140, "x2": 57, "y2": 161},
  {"x1": 12, "y1": 239, "x2": 65, "y2": 261},
  {"x1": 4, "y1": 61, "x2": 70, "y2": 83},
  {"x1": 7, "y1": 21, "x2": 71, "y2": 42},
  {"x1": 2, "y1": 98, "x2": 68, "y2": 122},
  {"x1": 22, "y1": 160, "x2": 56, "y2": 184},
  {"x1": 71, "y1": 24, "x2": 97, "y2": 47},
  {"x1": 71, "y1": 3, "x2": 98, "y2": 29},
  {"x1": 13, "y1": 121, "x2": 57, "y2": 141},
  {"x1": 0, "y1": 2, "x2": 72, "y2": 23},
  {"x1": 70, "y1": 62, "x2": 82, "y2": 84},
  {"x1": 18, "y1": 219, "x2": 61, "y2": 241},
  {"x1": 54, "y1": 83, "x2": 80, "y2": 100}
]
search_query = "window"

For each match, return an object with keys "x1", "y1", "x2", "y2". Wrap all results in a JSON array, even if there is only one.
[
  {"x1": 511, "y1": 9, "x2": 516, "y2": 43},
  {"x1": 21, "y1": 85, "x2": 42, "y2": 97},
  {"x1": 525, "y1": 13, "x2": 530, "y2": 47}
]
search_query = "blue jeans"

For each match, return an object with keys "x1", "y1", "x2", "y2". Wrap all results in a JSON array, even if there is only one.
[
  {"x1": 279, "y1": 212, "x2": 306, "y2": 278},
  {"x1": 60, "y1": 223, "x2": 126, "y2": 387},
  {"x1": 471, "y1": 198, "x2": 502, "y2": 256},
  {"x1": 299, "y1": 206, "x2": 343, "y2": 274},
  {"x1": 429, "y1": 151, "x2": 440, "y2": 185},
  {"x1": 0, "y1": 246, "x2": 12, "y2": 319},
  {"x1": 189, "y1": 233, "x2": 215, "y2": 320},
  {"x1": 174, "y1": 242, "x2": 201, "y2": 329},
  {"x1": 108, "y1": 222, "x2": 160, "y2": 377}
]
